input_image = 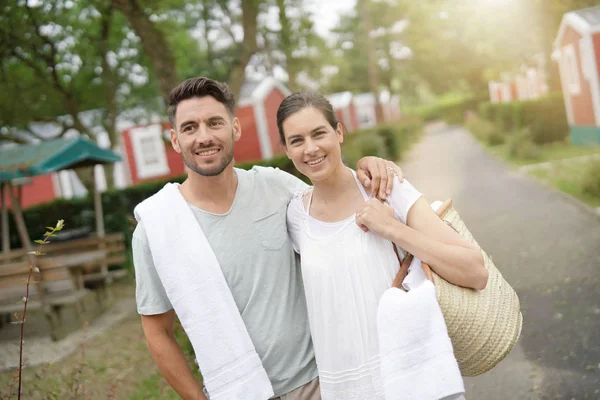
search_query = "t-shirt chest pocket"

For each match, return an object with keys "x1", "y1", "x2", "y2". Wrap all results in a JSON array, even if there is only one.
[{"x1": 253, "y1": 210, "x2": 286, "y2": 250}]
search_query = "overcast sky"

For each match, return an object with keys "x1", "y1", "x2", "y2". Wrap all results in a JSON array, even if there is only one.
[{"x1": 306, "y1": 0, "x2": 357, "y2": 37}]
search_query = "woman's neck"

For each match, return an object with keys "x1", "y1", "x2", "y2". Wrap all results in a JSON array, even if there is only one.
[{"x1": 311, "y1": 163, "x2": 357, "y2": 204}]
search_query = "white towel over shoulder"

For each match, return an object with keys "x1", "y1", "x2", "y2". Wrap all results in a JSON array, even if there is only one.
[
  {"x1": 134, "y1": 183, "x2": 273, "y2": 400},
  {"x1": 377, "y1": 279, "x2": 465, "y2": 400}
]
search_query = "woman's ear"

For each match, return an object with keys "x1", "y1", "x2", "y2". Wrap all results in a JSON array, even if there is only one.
[
  {"x1": 284, "y1": 144, "x2": 292, "y2": 160},
  {"x1": 336, "y1": 122, "x2": 345, "y2": 144}
]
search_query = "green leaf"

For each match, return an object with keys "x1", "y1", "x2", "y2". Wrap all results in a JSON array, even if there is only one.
[{"x1": 34, "y1": 239, "x2": 45, "y2": 244}]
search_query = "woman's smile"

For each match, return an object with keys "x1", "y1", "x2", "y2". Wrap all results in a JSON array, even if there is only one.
[{"x1": 305, "y1": 155, "x2": 326, "y2": 167}]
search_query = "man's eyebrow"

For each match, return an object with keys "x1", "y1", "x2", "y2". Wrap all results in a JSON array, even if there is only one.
[
  {"x1": 179, "y1": 120, "x2": 196, "y2": 129},
  {"x1": 207, "y1": 116, "x2": 226, "y2": 122}
]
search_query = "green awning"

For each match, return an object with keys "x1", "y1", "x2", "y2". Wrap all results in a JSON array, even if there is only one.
[{"x1": 0, "y1": 137, "x2": 121, "y2": 182}]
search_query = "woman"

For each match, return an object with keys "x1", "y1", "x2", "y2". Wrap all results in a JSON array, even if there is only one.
[{"x1": 278, "y1": 92, "x2": 488, "y2": 400}]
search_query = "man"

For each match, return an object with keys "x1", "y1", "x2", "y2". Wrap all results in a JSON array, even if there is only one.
[{"x1": 133, "y1": 77, "x2": 403, "y2": 399}]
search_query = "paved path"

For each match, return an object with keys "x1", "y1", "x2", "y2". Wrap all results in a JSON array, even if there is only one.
[{"x1": 401, "y1": 124, "x2": 600, "y2": 400}]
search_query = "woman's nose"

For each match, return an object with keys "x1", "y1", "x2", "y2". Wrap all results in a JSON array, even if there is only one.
[{"x1": 304, "y1": 138, "x2": 318, "y2": 154}]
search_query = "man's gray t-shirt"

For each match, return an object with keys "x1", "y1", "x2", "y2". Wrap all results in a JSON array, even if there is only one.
[{"x1": 132, "y1": 166, "x2": 316, "y2": 397}]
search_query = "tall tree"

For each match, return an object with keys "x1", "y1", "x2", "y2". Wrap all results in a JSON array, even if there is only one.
[
  {"x1": 110, "y1": 0, "x2": 180, "y2": 104},
  {"x1": 0, "y1": 0, "x2": 157, "y2": 189},
  {"x1": 358, "y1": 0, "x2": 384, "y2": 123},
  {"x1": 227, "y1": 0, "x2": 260, "y2": 99}
]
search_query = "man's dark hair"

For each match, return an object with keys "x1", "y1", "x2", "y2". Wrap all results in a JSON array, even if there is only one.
[{"x1": 167, "y1": 77, "x2": 236, "y2": 129}]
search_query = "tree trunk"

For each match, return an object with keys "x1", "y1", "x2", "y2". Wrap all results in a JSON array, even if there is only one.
[
  {"x1": 359, "y1": 0, "x2": 385, "y2": 124},
  {"x1": 228, "y1": 0, "x2": 260, "y2": 100},
  {"x1": 276, "y1": 0, "x2": 296, "y2": 90},
  {"x1": 99, "y1": 5, "x2": 118, "y2": 190},
  {"x1": 201, "y1": 0, "x2": 213, "y2": 61},
  {"x1": 111, "y1": 0, "x2": 179, "y2": 104}
]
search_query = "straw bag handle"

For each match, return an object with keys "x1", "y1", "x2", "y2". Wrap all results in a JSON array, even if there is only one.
[{"x1": 391, "y1": 198, "x2": 454, "y2": 289}]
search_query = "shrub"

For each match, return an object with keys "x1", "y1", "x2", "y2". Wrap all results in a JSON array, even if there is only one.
[
  {"x1": 342, "y1": 128, "x2": 386, "y2": 168},
  {"x1": 465, "y1": 115, "x2": 505, "y2": 146},
  {"x1": 581, "y1": 158, "x2": 600, "y2": 198},
  {"x1": 418, "y1": 96, "x2": 486, "y2": 125},
  {"x1": 507, "y1": 128, "x2": 541, "y2": 160},
  {"x1": 374, "y1": 117, "x2": 424, "y2": 160},
  {"x1": 477, "y1": 93, "x2": 568, "y2": 145},
  {"x1": 520, "y1": 94, "x2": 569, "y2": 144}
]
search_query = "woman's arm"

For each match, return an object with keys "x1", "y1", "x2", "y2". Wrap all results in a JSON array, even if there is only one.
[{"x1": 356, "y1": 198, "x2": 488, "y2": 290}]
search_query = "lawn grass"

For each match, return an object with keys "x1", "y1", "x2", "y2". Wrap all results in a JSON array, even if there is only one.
[
  {"x1": 469, "y1": 130, "x2": 600, "y2": 208},
  {"x1": 488, "y1": 140, "x2": 600, "y2": 167},
  {"x1": 528, "y1": 163, "x2": 600, "y2": 208},
  {"x1": 128, "y1": 373, "x2": 181, "y2": 400},
  {"x1": 0, "y1": 282, "x2": 199, "y2": 400}
]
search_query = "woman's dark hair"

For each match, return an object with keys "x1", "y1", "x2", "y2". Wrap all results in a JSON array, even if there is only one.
[
  {"x1": 276, "y1": 91, "x2": 341, "y2": 144},
  {"x1": 167, "y1": 77, "x2": 235, "y2": 129}
]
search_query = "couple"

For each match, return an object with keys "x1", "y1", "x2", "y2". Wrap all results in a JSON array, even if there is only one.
[{"x1": 133, "y1": 77, "x2": 488, "y2": 400}]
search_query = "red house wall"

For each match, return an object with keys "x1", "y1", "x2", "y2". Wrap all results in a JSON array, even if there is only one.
[
  {"x1": 264, "y1": 89, "x2": 286, "y2": 157},
  {"x1": 594, "y1": 32, "x2": 600, "y2": 110},
  {"x1": 349, "y1": 104, "x2": 359, "y2": 131},
  {"x1": 335, "y1": 109, "x2": 345, "y2": 127},
  {"x1": 510, "y1": 82, "x2": 519, "y2": 101},
  {"x1": 563, "y1": 27, "x2": 595, "y2": 125},
  {"x1": 235, "y1": 105, "x2": 262, "y2": 163},
  {"x1": 5, "y1": 174, "x2": 57, "y2": 209}
]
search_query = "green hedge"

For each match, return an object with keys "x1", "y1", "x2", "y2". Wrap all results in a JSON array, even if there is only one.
[
  {"x1": 417, "y1": 96, "x2": 487, "y2": 125},
  {"x1": 1, "y1": 118, "x2": 423, "y2": 252},
  {"x1": 478, "y1": 93, "x2": 569, "y2": 144}
]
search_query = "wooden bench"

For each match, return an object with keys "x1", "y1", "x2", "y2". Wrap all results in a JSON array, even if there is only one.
[
  {"x1": 0, "y1": 233, "x2": 128, "y2": 287},
  {"x1": 0, "y1": 250, "x2": 108, "y2": 340}
]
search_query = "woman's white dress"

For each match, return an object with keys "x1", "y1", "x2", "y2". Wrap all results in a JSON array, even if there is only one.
[{"x1": 286, "y1": 171, "x2": 422, "y2": 400}]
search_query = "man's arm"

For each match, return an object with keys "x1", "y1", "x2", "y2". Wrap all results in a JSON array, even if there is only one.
[{"x1": 141, "y1": 310, "x2": 206, "y2": 400}]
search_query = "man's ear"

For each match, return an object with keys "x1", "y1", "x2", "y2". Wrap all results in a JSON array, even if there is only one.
[
  {"x1": 170, "y1": 128, "x2": 181, "y2": 153},
  {"x1": 232, "y1": 117, "x2": 242, "y2": 141}
]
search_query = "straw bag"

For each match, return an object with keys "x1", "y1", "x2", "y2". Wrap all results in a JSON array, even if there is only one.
[{"x1": 391, "y1": 199, "x2": 523, "y2": 377}]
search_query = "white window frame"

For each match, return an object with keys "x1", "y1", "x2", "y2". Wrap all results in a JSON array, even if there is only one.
[
  {"x1": 563, "y1": 44, "x2": 581, "y2": 95},
  {"x1": 130, "y1": 124, "x2": 170, "y2": 179}
]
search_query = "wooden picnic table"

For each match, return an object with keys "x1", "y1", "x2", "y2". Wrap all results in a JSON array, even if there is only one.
[{"x1": 0, "y1": 249, "x2": 109, "y2": 340}]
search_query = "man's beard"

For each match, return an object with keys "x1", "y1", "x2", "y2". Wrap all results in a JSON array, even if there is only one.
[
  {"x1": 183, "y1": 144, "x2": 234, "y2": 177},
  {"x1": 183, "y1": 130, "x2": 236, "y2": 177}
]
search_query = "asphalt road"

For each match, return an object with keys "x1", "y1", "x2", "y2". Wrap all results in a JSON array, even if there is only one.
[{"x1": 400, "y1": 124, "x2": 600, "y2": 400}]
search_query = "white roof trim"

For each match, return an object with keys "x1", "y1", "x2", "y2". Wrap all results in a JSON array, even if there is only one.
[
  {"x1": 238, "y1": 77, "x2": 291, "y2": 107},
  {"x1": 327, "y1": 91, "x2": 353, "y2": 108},
  {"x1": 555, "y1": 12, "x2": 593, "y2": 48}
]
